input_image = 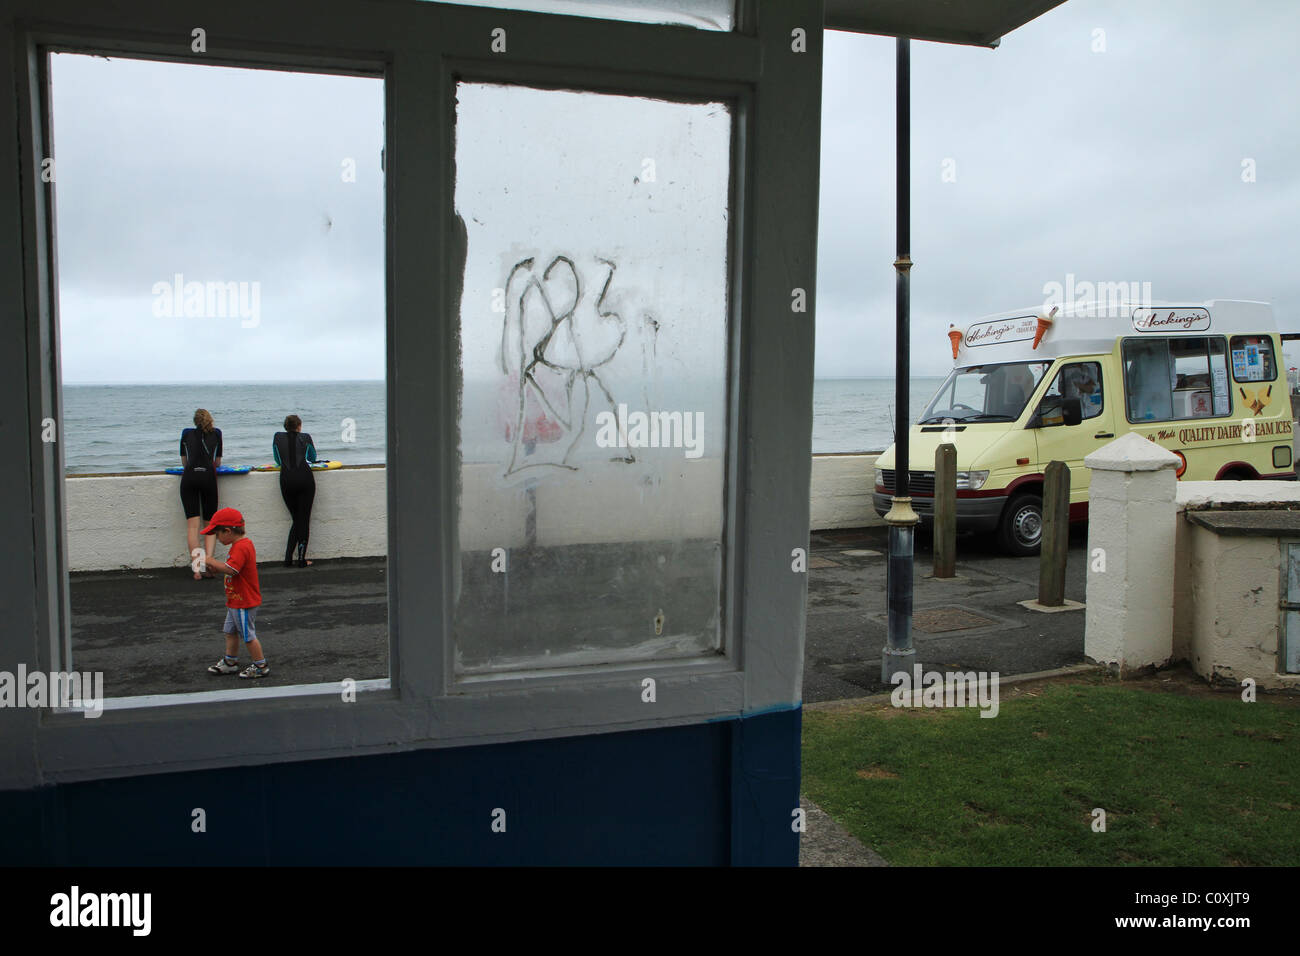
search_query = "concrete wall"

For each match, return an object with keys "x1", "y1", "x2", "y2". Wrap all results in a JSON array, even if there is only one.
[
  {"x1": 67, "y1": 454, "x2": 884, "y2": 571},
  {"x1": 1181, "y1": 525, "x2": 1297, "y2": 688},
  {"x1": 66, "y1": 467, "x2": 388, "y2": 571},
  {"x1": 808, "y1": 453, "x2": 882, "y2": 530},
  {"x1": 1174, "y1": 481, "x2": 1300, "y2": 689}
]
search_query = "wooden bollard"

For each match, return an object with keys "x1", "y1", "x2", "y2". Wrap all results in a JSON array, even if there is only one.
[
  {"x1": 1038, "y1": 460, "x2": 1070, "y2": 606},
  {"x1": 933, "y1": 443, "x2": 956, "y2": 578}
]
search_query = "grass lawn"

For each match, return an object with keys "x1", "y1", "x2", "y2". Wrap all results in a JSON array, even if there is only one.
[{"x1": 801, "y1": 671, "x2": 1300, "y2": 865}]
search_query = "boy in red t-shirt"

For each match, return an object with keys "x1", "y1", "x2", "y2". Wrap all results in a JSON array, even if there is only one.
[{"x1": 200, "y1": 508, "x2": 269, "y2": 679}]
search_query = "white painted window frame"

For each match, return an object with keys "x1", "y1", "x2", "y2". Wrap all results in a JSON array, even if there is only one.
[{"x1": 1, "y1": 0, "x2": 818, "y2": 790}]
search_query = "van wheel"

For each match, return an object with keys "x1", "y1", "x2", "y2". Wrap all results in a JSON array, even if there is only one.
[{"x1": 998, "y1": 493, "x2": 1043, "y2": 556}]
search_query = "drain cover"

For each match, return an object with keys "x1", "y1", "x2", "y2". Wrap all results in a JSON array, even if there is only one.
[{"x1": 912, "y1": 607, "x2": 996, "y2": 633}]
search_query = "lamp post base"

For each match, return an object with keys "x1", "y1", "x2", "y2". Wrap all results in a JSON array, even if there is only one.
[
  {"x1": 881, "y1": 643, "x2": 917, "y2": 685},
  {"x1": 882, "y1": 507, "x2": 919, "y2": 684}
]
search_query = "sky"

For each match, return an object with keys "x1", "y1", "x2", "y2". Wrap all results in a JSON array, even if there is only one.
[
  {"x1": 51, "y1": 0, "x2": 1300, "y2": 382},
  {"x1": 50, "y1": 55, "x2": 386, "y2": 384},
  {"x1": 817, "y1": 0, "x2": 1300, "y2": 376}
]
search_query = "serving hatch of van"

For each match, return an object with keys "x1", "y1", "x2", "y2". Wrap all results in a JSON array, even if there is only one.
[{"x1": 873, "y1": 299, "x2": 1296, "y2": 555}]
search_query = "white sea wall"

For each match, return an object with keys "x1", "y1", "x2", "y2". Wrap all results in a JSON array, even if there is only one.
[
  {"x1": 65, "y1": 455, "x2": 885, "y2": 571},
  {"x1": 809, "y1": 454, "x2": 882, "y2": 530},
  {"x1": 65, "y1": 467, "x2": 388, "y2": 571}
]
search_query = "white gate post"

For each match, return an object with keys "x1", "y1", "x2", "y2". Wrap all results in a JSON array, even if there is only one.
[{"x1": 1083, "y1": 433, "x2": 1181, "y2": 674}]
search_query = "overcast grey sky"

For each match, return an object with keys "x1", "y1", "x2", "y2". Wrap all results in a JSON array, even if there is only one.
[
  {"x1": 51, "y1": 55, "x2": 385, "y2": 384},
  {"x1": 819, "y1": 0, "x2": 1300, "y2": 376},
  {"x1": 52, "y1": 0, "x2": 1300, "y2": 382}
]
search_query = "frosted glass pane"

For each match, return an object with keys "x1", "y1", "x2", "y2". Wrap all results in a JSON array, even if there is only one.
[
  {"x1": 454, "y1": 82, "x2": 731, "y2": 675},
  {"x1": 419, "y1": 0, "x2": 732, "y2": 31}
]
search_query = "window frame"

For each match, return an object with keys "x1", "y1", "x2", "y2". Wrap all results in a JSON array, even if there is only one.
[
  {"x1": 1121, "y1": 335, "x2": 1233, "y2": 425},
  {"x1": 441, "y1": 64, "x2": 748, "y2": 688},
  {"x1": 920, "y1": 360, "x2": 1051, "y2": 424},
  {"x1": 2, "y1": 0, "x2": 819, "y2": 790},
  {"x1": 1033, "y1": 360, "x2": 1105, "y2": 427},
  {"x1": 1229, "y1": 334, "x2": 1278, "y2": 385}
]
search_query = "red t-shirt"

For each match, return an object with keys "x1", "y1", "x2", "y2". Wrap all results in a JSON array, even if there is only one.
[{"x1": 223, "y1": 537, "x2": 261, "y2": 609}]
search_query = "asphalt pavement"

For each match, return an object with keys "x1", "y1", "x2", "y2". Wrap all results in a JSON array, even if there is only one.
[
  {"x1": 68, "y1": 524, "x2": 1088, "y2": 701},
  {"x1": 802, "y1": 522, "x2": 1090, "y2": 702}
]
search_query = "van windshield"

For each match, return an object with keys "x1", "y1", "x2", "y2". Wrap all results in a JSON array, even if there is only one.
[{"x1": 919, "y1": 361, "x2": 1051, "y2": 424}]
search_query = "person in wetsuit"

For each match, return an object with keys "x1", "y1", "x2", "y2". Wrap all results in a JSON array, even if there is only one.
[
  {"x1": 273, "y1": 414, "x2": 318, "y2": 567},
  {"x1": 180, "y1": 408, "x2": 223, "y2": 580}
]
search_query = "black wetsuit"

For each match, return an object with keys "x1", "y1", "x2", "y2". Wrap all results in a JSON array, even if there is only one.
[
  {"x1": 274, "y1": 431, "x2": 317, "y2": 566},
  {"x1": 179, "y1": 427, "x2": 222, "y2": 521}
]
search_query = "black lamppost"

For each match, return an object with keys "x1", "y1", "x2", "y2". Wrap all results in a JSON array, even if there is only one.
[{"x1": 882, "y1": 36, "x2": 918, "y2": 684}]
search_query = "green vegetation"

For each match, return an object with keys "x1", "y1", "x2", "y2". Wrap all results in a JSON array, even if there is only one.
[{"x1": 801, "y1": 676, "x2": 1300, "y2": 865}]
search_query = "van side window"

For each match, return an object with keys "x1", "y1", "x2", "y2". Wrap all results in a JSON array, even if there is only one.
[
  {"x1": 1230, "y1": 335, "x2": 1277, "y2": 383},
  {"x1": 1122, "y1": 336, "x2": 1231, "y2": 422},
  {"x1": 1124, "y1": 340, "x2": 1174, "y2": 422},
  {"x1": 1036, "y1": 362, "x2": 1103, "y2": 425}
]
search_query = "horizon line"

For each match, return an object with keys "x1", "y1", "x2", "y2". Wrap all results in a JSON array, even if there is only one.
[{"x1": 64, "y1": 374, "x2": 953, "y2": 386}]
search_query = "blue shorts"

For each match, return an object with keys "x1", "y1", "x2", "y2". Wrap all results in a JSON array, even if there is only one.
[{"x1": 223, "y1": 607, "x2": 258, "y2": 643}]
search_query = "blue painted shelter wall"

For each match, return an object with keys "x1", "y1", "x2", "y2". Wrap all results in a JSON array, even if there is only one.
[{"x1": 1, "y1": 708, "x2": 800, "y2": 866}]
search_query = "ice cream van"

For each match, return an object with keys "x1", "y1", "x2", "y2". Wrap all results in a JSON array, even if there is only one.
[{"x1": 872, "y1": 300, "x2": 1296, "y2": 555}]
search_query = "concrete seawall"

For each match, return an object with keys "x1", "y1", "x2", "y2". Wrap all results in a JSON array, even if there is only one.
[
  {"x1": 67, "y1": 467, "x2": 388, "y2": 571},
  {"x1": 65, "y1": 454, "x2": 885, "y2": 571},
  {"x1": 808, "y1": 453, "x2": 881, "y2": 530}
]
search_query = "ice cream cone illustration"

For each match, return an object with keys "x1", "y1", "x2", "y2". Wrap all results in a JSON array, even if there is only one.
[
  {"x1": 947, "y1": 325, "x2": 962, "y2": 359},
  {"x1": 1239, "y1": 384, "x2": 1272, "y2": 415},
  {"x1": 1032, "y1": 306, "x2": 1059, "y2": 350}
]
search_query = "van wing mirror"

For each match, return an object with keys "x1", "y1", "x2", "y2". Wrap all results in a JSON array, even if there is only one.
[{"x1": 1063, "y1": 397, "x2": 1083, "y2": 426}]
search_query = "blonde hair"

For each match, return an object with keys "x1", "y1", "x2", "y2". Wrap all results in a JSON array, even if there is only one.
[{"x1": 194, "y1": 409, "x2": 214, "y2": 433}]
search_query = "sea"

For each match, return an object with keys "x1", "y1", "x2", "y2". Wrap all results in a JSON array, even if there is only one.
[{"x1": 60, "y1": 378, "x2": 949, "y2": 474}]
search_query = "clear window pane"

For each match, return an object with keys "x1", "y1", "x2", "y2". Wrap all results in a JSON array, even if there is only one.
[
  {"x1": 1037, "y1": 362, "x2": 1103, "y2": 424},
  {"x1": 1125, "y1": 340, "x2": 1174, "y2": 422},
  {"x1": 952, "y1": 374, "x2": 985, "y2": 410},
  {"x1": 1126, "y1": 338, "x2": 1232, "y2": 421},
  {"x1": 1172, "y1": 339, "x2": 1211, "y2": 387},
  {"x1": 453, "y1": 82, "x2": 731, "y2": 675},
  {"x1": 52, "y1": 54, "x2": 389, "y2": 699},
  {"x1": 921, "y1": 362, "x2": 1049, "y2": 422}
]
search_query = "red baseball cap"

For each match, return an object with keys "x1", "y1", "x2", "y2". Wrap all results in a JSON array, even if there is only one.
[{"x1": 201, "y1": 507, "x2": 245, "y2": 535}]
